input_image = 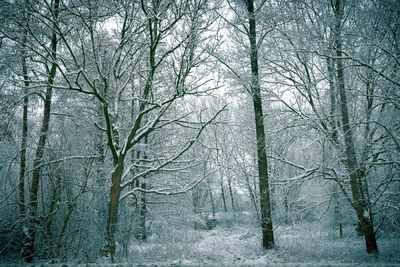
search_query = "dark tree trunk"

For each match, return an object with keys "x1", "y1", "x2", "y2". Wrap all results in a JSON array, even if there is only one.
[
  {"x1": 334, "y1": 190, "x2": 343, "y2": 238},
  {"x1": 284, "y1": 196, "x2": 289, "y2": 225},
  {"x1": 209, "y1": 190, "x2": 216, "y2": 219},
  {"x1": 45, "y1": 171, "x2": 61, "y2": 254},
  {"x1": 333, "y1": 0, "x2": 378, "y2": 255},
  {"x1": 220, "y1": 179, "x2": 227, "y2": 212},
  {"x1": 22, "y1": 1, "x2": 60, "y2": 261},
  {"x1": 106, "y1": 159, "x2": 123, "y2": 262},
  {"x1": 19, "y1": 30, "x2": 29, "y2": 219},
  {"x1": 326, "y1": 56, "x2": 339, "y2": 143},
  {"x1": 227, "y1": 176, "x2": 235, "y2": 212},
  {"x1": 138, "y1": 180, "x2": 147, "y2": 241},
  {"x1": 246, "y1": 0, "x2": 274, "y2": 249}
]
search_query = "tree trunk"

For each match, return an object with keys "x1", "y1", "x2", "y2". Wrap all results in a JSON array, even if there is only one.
[
  {"x1": 334, "y1": 194, "x2": 343, "y2": 238},
  {"x1": 19, "y1": 29, "x2": 29, "y2": 220},
  {"x1": 227, "y1": 176, "x2": 236, "y2": 212},
  {"x1": 284, "y1": 196, "x2": 289, "y2": 225},
  {"x1": 22, "y1": 1, "x2": 60, "y2": 261},
  {"x1": 220, "y1": 179, "x2": 227, "y2": 212},
  {"x1": 326, "y1": 56, "x2": 339, "y2": 143},
  {"x1": 192, "y1": 188, "x2": 199, "y2": 230},
  {"x1": 45, "y1": 172, "x2": 61, "y2": 255},
  {"x1": 333, "y1": 0, "x2": 378, "y2": 255},
  {"x1": 137, "y1": 180, "x2": 147, "y2": 241},
  {"x1": 214, "y1": 130, "x2": 227, "y2": 213},
  {"x1": 246, "y1": 0, "x2": 274, "y2": 249},
  {"x1": 207, "y1": 181, "x2": 216, "y2": 219},
  {"x1": 106, "y1": 158, "x2": 123, "y2": 262},
  {"x1": 56, "y1": 201, "x2": 74, "y2": 256},
  {"x1": 245, "y1": 173, "x2": 259, "y2": 221}
]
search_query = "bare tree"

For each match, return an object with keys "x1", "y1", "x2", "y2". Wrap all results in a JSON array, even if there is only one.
[
  {"x1": 259, "y1": 0, "x2": 400, "y2": 255},
  {"x1": 217, "y1": 0, "x2": 275, "y2": 248},
  {"x1": 36, "y1": 0, "x2": 224, "y2": 261},
  {"x1": 20, "y1": 0, "x2": 60, "y2": 261}
]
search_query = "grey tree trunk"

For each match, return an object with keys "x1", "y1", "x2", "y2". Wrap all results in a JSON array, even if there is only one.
[
  {"x1": 208, "y1": 182, "x2": 216, "y2": 219},
  {"x1": 246, "y1": 0, "x2": 274, "y2": 249},
  {"x1": 214, "y1": 131, "x2": 227, "y2": 213},
  {"x1": 245, "y1": 173, "x2": 259, "y2": 221},
  {"x1": 333, "y1": 0, "x2": 378, "y2": 255}
]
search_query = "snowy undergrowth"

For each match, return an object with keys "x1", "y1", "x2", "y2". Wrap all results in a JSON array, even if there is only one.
[
  {"x1": 115, "y1": 218, "x2": 400, "y2": 266},
  {"x1": 273, "y1": 223, "x2": 400, "y2": 264},
  {"x1": 3, "y1": 215, "x2": 400, "y2": 266}
]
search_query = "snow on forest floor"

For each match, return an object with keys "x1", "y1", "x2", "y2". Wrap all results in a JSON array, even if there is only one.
[
  {"x1": 2, "y1": 218, "x2": 400, "y2": 266},
  {"x1": 115, "y1": 222, "x2": 400, "y2": 266}
]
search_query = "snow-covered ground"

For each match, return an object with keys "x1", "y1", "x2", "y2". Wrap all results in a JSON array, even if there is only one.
[
  {"x1": 106, "y1": 217, "x2": 400, "y2": 266},
  {"x1": 2, "y1": 217, "x2": 400, "y2": 266}
]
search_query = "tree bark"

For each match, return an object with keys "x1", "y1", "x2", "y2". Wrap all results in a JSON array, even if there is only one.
[
  {"x1": 22, "y1": 0, "x2": 60, "y2": 262},
  {"x1": 245, "y1": 173, "x2": 259, "y2": 221},
  {"x1": 106, "y1": 157, "x2": 123, "y2": 262},
  {"x1": 138, "y1": 180, "x2": 147, "y2": 241},
  {"x1": 333, "y1": 0, "x2": 378, "y2": 255},
  {"x1": 246, "y1": 0, "x2": 274, "y2": 249},
  {"x1": 138, "y1": 137, "x2": 148, "y2": 241},
  {"x1": 104, "y1": 11, "x2": 156, "y2": 259},
  {"x1": 220, "y1": 178, "x2": 227, "y2": 212},
  {"x1": 207, "y1": 180, "x2": 216, "y2": 219},
  {"x1": 19, "y1": 29, "x2": 29, "y2": 220},
  {"x1": 213, "y1": 130, "x2": 227, "y2": 213},
  {"x1": 227, "y1": 175, "x2": 236, "y2": 212}
]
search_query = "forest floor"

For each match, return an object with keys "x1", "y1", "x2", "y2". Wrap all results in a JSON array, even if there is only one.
[
  {"x1": 118, "y1": 219, "x2": 400, "y2": 266},
  {"x1": 1, "y1": 213, "x2": 400, "y2": 266}
]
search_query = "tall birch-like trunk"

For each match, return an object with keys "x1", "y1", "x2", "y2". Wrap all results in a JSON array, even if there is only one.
[{"x1": 246, "y1": 0, "x2": 274, "y2": 249}]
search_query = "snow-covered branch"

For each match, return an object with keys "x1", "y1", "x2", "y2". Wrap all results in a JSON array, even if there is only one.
[{"x1": 120, "y1": 104, "x2": 227, "y2": 189}]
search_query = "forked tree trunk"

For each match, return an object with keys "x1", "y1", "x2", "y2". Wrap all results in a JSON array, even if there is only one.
[
  {"x1": 333, "y1": 0, "x2": 378, "y2": 255},
  {"x1": 22, "y1": 0, "x2": 60, "y2": 262},
  {"x1": 246, "y1": 0, "x2": 274, "y2": 249}
]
